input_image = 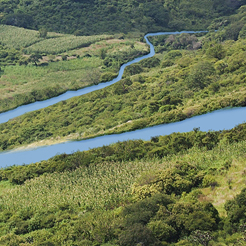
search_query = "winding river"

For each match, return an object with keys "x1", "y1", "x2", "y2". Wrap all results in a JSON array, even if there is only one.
[{"x1": 0, "y1": 31, "x2": 245, "y2": 168}]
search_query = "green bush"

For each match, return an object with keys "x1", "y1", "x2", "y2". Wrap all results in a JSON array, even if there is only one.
[
  {"x1": 0, "y1": 233, "x2": 25, "y2": 246},
  {"x1": 139, "y1": 57, "x2": 160, "y2": 68},
  {"x1": 147, "y1": 220, "x2": 177, "y2": 242},
  {"x1": 202, "y1": 175, "x2": 218, "y2": 188},
  {"x1": 187, "y1": 61, "x2": 215, "y2": 89},
  {"x1": 132, "y1": 162, "x2": 204, "y2": 199},
  {"x1": 100, "y1": 72, "x2": 117, "y2": 82},
  {"x1": 124, "y1": 64, "x2": 143, "y2": 76},
  {"x1": 166, "y1": 50, "x2": 182, "y2": 59},
  {"x1": 118, "y1": 223, "x2": 157, "y2": 246},
  {"x1": 206, "y1": 43, "x2": 226, "y2": 60},
  {"x1": 161, "y1": 59, "x2": 174, "y2": 67}
]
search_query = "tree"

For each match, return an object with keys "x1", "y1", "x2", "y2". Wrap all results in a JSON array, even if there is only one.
[
  {"x1": 118, "y1": 223, "x2": 157, "y2": 246},
  {"x1": 99, "y1": 48, "x2": 107, "y2": 59},
  {"x1": 187, "y1": 61, "x2": 215, "y2": 89},
  {"x1": 189, "y1": 230, "x2": 213, "y2": 246},
  {"x1": 206, "y1": 43, "x2": 226, "y2": 59},
  {"x1": 38, "y1": 28, "x2": 48, "y2": 38},
  {"x1": 2, "y1": 13, "x2": 33, "y2": 28},
  {"x1": 28, "y1": 53, "x2": 42, "y2": 66}
]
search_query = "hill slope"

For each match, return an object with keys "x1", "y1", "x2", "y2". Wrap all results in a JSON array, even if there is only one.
[
  {"x1": 0, "y1": 0, "x2": 245, "y2": 34},
  {"x1": 0, "y1": 2, "x2": 246, "y2": 245},
  {"x1": 0, "y1": 124, "x2": 246, "y2": 245}
]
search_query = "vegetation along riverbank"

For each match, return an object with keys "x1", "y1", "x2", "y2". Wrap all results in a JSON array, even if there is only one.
[
  {"x1": 0, "y1": 0, "x2": 246, "y2": 245},
  {"x1": 1, "y1": 21, "x2": 246, "y2": 151},
  {"x1": 0, "y1": 123, "x2": 246, "y2": 244}
]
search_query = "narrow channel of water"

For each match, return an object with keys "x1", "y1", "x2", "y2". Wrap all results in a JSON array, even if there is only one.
[
  {"x1": 1, "y1": 30, "x2": 245, "y2": 168},
  {"x1": 0, "y1": 107, "x2": 245, "y2": 168},
  {"x1": 0, "y1": 31, "x2": 204, "y2": 124}
]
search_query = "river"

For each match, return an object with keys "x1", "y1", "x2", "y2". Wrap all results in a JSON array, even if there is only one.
[{"x1": 0, "y1": 31, "x2": 245, "y2": 168}]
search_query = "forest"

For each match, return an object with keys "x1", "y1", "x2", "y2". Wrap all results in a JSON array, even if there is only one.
[
  {"x1": 0, "y1": 0, "x2": 246, "y2": 245},
  {"x1": 0, "y1": 0, "x2": 245, "y2": 35}
]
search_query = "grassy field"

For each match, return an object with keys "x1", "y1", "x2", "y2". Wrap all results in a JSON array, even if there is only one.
[
  {"x1": 0, "y1": 25, "x2": 64, "y2": 49},
  {"x1": 0, "y1": 25, "x2": 112, "y2": 53},
  {"x1": 24, "y1": 34, "x2": 114, "y2": 54},
  {"x1": 0, "y1": 25, "x2": 148, "y2": 113},
  {"x1": 0, "y1": 32, "x2": 245, "y2": 151}
]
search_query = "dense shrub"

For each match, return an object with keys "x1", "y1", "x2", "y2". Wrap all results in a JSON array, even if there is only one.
[
  {"x1": 1, "y1": 123, "x2": 246, "y2": 184},
  {"x1": 131, "y1": 162, "x2": 204, "y2": 199}
]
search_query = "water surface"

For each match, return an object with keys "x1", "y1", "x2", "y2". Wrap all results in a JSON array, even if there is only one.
[
  {"x1": 1, "y1": 30, "x2": 244, "y2": 168},
  {"x1": 0, "y1": 31, "x2": 204, "y2": 124},
  {"x1": 0, "y1": 107, "x2": 245, "y2": 168}
]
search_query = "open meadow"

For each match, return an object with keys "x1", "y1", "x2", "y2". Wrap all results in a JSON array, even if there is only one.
[{"x1": 0, "y1": 25, "x2": 148, "y2": 113}]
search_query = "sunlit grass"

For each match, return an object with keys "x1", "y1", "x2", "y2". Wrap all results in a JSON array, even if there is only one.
[
  {"x1": 0, "y1": 25, "x2": 63, "y2": 49},
  {"x1": 0, "y1": 180, "x2": 14, "y2": 196},
  {"x1": 0, "y1": 38, "x2": 148, "y2": 113},
  {"x1": 25, "y1": 34, "x2": 113, "y2": 54},
  {"x1": 0, "y1": 158, "x2": 164, "y2": 212},
  {"x1": 0, "y1": 24, "x2": 112, "y2": 53},
  {"x1": 175, "y1": 140, "x2": 246, "y2": 216},
  {"x1": 1, "y1": 140, "x2": 245, "y2": 217}
]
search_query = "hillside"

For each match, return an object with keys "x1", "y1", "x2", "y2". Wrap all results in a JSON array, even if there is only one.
[
  {"x1": 0, "y1": 124, "x2": 246, "y2": 245},
  {"x1": 1, "y1": 20, "x2": 246, "y2": 151},
  {"x1": 0, "y1": 0, "x2": 245, "y2": 35},
  {"x1": 0, "y1": 1, "x2": 246, "y2": 246},
  {"x1": 0, "y1": 26, "x2": 148, "y2": 113},
  {"x1": 0, "y1": 1, "x2": 245, "y2": 115}
]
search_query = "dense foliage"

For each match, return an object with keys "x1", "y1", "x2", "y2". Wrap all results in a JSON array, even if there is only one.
[
  {"x1": 1, "y1": 1, "x2": 246, "y2": 245},
  {"x1": 0, "y1": 126, "x2": 245, "y2": 245},
  {"x1": 0, "y1": 44, "x2": 21, "y2": 67},
  {"x1": 1, "y1": 0, "x2": 245, "y2": 35},
  {"x1": 1, "y1": 26, "x2": 246, "y2": 150},
  {"x1": 1, "y1": 122, "x2": 245, "y2": 185}
]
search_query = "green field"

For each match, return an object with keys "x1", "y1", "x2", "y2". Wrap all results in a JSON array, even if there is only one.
[
  {"x1": 0, "y1": 125, "x2": 245, "y2": 245},
  {"x1": 0, "y1": 25, "x2": 112, "y2": 52},
  {"x1": 0, "y1": 25, "x2": 148, "y2": 113},
  {"x1": 0, "y1": 2, "x2": 246, "y2": 245}
]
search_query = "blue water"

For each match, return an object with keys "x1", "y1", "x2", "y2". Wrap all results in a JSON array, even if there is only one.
[
  {"x1": 0, "y1": 30, "x2": 245, "y2": 168},
  {"x1": 0, "y1": 31, "x2": 205, "y2": 124},
  {"x1": 0, "y1": 107, "x2": 245, "y2": 167}
]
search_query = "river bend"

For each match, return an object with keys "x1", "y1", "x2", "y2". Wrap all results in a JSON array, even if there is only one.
[{"x1": 0, "y1": 31, "x2": 245, "y2": 167}]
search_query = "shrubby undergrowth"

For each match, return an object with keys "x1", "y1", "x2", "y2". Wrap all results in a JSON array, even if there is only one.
[
  {"x1": 0, "y1": 2, "x2": 246, "y2": 245},
  {"x1": 0, "y1": 126, "x2": 245, "y2": 245},
  {"x1": 1, "y1": 122, "x2": 245, "y2": 185},
  {"x1": 1, "y1": 27, "x2": 246, "y2": 151}
]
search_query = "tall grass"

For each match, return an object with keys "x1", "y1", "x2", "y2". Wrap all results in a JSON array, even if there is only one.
[
  {"x1": 0, "y1": 158, "x2": 164, "y2": 212},
  {"x1": 0, "y1": 57, "x2": 102, "y2": 100},
  {"x1": 0, "y1": 25, "x2": 112, "y2": 54},
  {"x1": 25, "y1": 34, "x2": 113, "y2": 54},
  {"x1": 1, "y1": 140, "x2": 245, "y2": 215},
  {"x1": 0, "y1": 25, "x2": 63, "y2": 49}
]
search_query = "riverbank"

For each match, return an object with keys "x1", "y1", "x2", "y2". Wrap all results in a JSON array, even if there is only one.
[
  {"x1": 0, "y1": 30, "x2": 246, "y2": 162},
  {"x1": 1, "y1": 106, "x2": 245, "y2": 167}
]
